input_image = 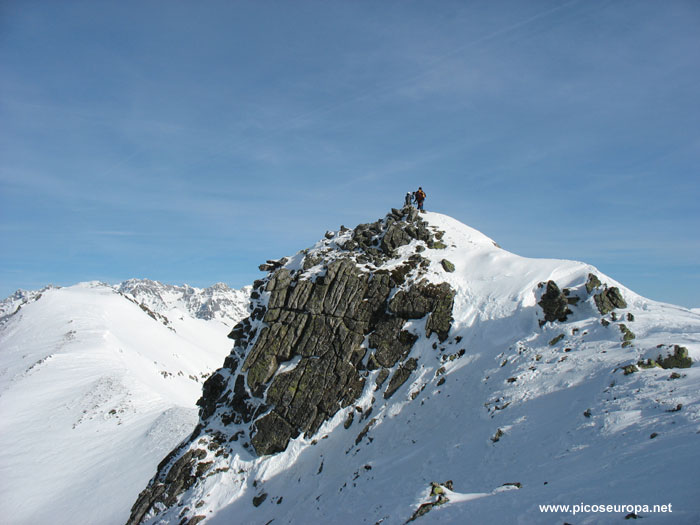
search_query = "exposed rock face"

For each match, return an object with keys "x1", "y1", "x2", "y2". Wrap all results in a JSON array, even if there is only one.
[
  {"x1": 585, "y1": 273, "x2": 602, "y2": 294},
  {"x1": 657, "y1": 345, "x2": 692, "y2": 369},
  {"x1": 127, "y1": 207, "x2": 456, "y2": 525},
  {"x1": 384, "y1": 358, "x2": 418, "y2": 399},
  {"x1": 594, "y1": 286, "x2": 627, "y2": 315},
  {"x1": 539, "y1": 274, "x2": 629, "y2": 324},
  {"x1": 538, "y1": 281, "x2": 572, "y2": 323}
]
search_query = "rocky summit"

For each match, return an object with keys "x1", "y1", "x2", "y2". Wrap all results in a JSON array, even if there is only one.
[
  {"x1": 127, "y1": 208, "x2": 700, "y2": 525},
  {"x1": 128, "y1": 207, "x2": 457, "y2": 522}
]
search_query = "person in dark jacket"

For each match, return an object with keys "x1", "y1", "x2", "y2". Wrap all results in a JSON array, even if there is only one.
[
  {"x1": 415, "y1": 187, "x2": 426, "y2": 211},
  {"x1": 404, "y1": 192, "x2": 413, "y2": 207}
]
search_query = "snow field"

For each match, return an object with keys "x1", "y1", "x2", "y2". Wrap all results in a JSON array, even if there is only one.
[{"x1": 0, "y1": 282, "x2": 247, "y2": 525}]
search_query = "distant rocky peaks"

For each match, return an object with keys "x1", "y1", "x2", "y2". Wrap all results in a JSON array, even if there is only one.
[
  {"x1": 1, "y1": 279, "x2": 250, "y2": 327},
  {"x1": 0, "y1": 285, "x2": 57, "y2": 320},
  {"x1": 117, "y1": 279, "x2": 250, "y2": 324}
]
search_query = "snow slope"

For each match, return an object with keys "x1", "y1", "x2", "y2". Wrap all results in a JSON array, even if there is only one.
[
  {"x1": 0, "y1": 281, "x2": 249, "y2": 525},
  {"x1": 136, "y1": 211, "x2": 700, "y2": 524}
]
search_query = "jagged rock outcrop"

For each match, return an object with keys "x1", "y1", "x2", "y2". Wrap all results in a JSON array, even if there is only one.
[
  {"x1": 657, "y1": 345, "x2": 693, "y2": 369},
  {"x1": 538, "y1": 273, "x2": 628, "y2": 324},
  {"x1": 585, "y1": 273, "x2": 602, "y2": 294},
  {"x1": 594, "y1": 286, "x2": 627, "y2": 315},
  {"x1": 538, "y1": 280, "x2": 572, "y2": 323},
  {"x1": 126, "y1": 207, "x2": 456, "y2": 525}
]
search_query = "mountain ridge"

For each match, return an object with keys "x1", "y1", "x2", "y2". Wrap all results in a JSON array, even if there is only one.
[
  {"x1": 125, "y1": 208, "x2": 700, "y2": 525},
  {"x1": 0, "y1": 279, "x2": 250, "y2": 525}
]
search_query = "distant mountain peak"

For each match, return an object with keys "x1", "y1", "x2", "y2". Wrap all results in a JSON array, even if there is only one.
[
  {"x1": 116, "y1": 278, "x2": 251, "y2": 325},
  {"x1": 0, "y1": 284, "x2": 58, "y2": 320}
]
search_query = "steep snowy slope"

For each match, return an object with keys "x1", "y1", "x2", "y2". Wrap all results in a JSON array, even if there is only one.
[
  {"x1": 128, "y1": 208, "x2": 700, "y2": 525},
  {"x1": 0, "y1": 281, "x2": 249, "y2": 525}
]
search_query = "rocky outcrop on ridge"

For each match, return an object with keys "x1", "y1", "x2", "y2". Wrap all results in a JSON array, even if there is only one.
[
  {"x1": 538, "y1": 280, "x2": 572, "y2": 323},
  {"x1": 537, "y1": 273, "x2": 630, "y2": 326},
  {"x1": 127, "y1": 207, "x2": 456, "y2": 524},
  {"x1": 593, "y1": 286, "x2": 627, "y2": 315}
]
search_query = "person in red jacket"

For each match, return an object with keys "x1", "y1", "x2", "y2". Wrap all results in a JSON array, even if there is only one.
[{"x1": 415, "y1": 187, "x2": 426, "y2": 211}]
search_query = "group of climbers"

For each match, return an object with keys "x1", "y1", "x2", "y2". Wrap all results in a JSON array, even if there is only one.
[{"x1": 404, "y1": 187, "x2": 427, "y2": 211}]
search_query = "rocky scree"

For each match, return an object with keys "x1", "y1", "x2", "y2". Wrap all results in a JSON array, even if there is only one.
[{"x1": 126, "y1": 207, "x2": 456, "y2": 525}]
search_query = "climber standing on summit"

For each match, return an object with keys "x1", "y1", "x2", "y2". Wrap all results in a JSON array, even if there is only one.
[{"x1": 415, "y1": 187, "x2": 426, "y2": 212}]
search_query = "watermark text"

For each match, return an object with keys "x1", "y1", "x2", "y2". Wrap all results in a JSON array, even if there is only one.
[{"x1": 539, "y1": 503, "x2": 672, "y2": 516}]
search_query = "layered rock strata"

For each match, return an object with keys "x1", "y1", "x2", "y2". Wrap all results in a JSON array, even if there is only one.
[{"x1": 127, "y1": 207, "x2": 456, "y2": 524}]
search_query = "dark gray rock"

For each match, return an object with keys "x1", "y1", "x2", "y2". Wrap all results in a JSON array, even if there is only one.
[
  {"x1": 549, "y1": 334, "x2": 565, "y2": 346},
  {"x1": 196, "y1": 372, "x2": 228, "y2": 420},
  {"x1": 405, "y1": 206, "x2": 419, "y2": 222},
  {"x1": 594, "y1": 287, "x2": 627, "y2": 315},
  {"x1": 251, "y1": 412, "x2": 296, "y2": 456},
  {"x1": 369, "y1": 317, "x2": 418, "y2": 368},
  {"x1": 303, "y1": 254, "x2": 323, "y2": 270},
  {"x1": 383, "y1": 358, "x2": 418, "y2": 399},
  {"x1": 381, "y1": 222, "x2": 412, "y2": 254},
  {"x1": 441, "y1": 259, "x2": 455, "y2": 273},
  {"x1": 619, "y1": 324, "x2": 635, "y2": 347},
  {"x1": 238, "y1": 256, "x2": 429, "y2": 454},
  {"x1": 657, "y1": 345, "x2": 692, "y2": 369},
  {"x1": 622, "y1": 364, "x2": 638, "y2": 375},
  {"x1": 390, "y1": 281, "x2": 455, "y2": 342},
  {"x1": 127, "y1": 447, "x2": 207, "y2": 525},
  {"x1": 375, "y1": 368, "x2": 390, "y2": 389},
  {"x1": 258, "y1": 258, "x2": 289, "y2": 272},
  {"x1": 585, "y1": 273, "x2": 602, "y2": 294},
  {"x1": 252, "y1": 493, "x2": 268, "y2": 507},
  {"x1": 355, "y1": 418, "x2": 376, "y2": 445},
  {"x1": 538, "y1": 281, "x2": 572, "y2": 323}
]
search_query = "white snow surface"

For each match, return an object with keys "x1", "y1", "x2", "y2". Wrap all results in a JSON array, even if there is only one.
[
  {"x1": 144, "y1": 211, "x2": 700, "y2": 525},
  {"x1": 0, "y1": 280, "x2": 250, "y2": 525}
]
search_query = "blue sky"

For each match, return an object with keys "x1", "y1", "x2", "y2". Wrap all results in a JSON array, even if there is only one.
[{"x1": 1, "y1": 0, "x2": 699, "y2": 307}]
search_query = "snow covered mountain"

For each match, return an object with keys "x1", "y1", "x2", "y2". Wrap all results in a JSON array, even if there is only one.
[
  {"x1": 124, "y1": 208, "x2": 700, "y2": 525},
  {"x1": 0, "y1": 280, "x2": 250, "y2": 525},
  {"x1": 116, "y1": 279, "x2": 250, "y2": 325},
  {"x1": 0, "y1": 285, "x2": 56, "y2": 319}
]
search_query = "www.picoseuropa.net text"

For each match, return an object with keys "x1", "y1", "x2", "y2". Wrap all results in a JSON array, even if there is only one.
[{"x1": 539, "y1": 503, "x2": 672, "y2": 516}]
